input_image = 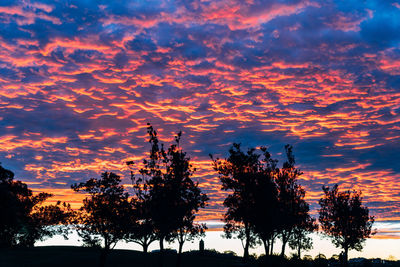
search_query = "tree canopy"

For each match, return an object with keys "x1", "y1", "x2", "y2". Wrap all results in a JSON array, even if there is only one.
[
  {"x1": 0, "y1": 163, "x2": 72, "y2": 248},
  {"x1": 128, "y1": 124, "x2": 208, "y2": 266},
  {"x1": 319, "y1": 184, "x2": 375, "y2": 264},
  {"x1": 71, "y1": 172, "x2": 131, "y2": 267},
  {"x1": 212, "y1": 144, "x2": 314, "y2": 259},
  {"x1": 211, "y1": 143, "x2": 262, "y2": 259}
]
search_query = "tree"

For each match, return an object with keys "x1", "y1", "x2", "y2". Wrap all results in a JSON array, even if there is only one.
[
  {"x1": 288, "y1": 217, "x2": 317, "y2": 259},
  {"x1": 275, "y1": 145, "x2": 309, "y2": 257},
  {"x1": 211, "y1": 143, "x2": 261, "y2": 259},
  {"x1": 0, "y1": 163, "x2": 72, "y2": 248},
  {"x1": 19, "y1": 198, "x2": 74, "y2": 247},
  {"x1": 247, "y1": 147, "x2": 279, "y2": 256},
  {"x1": 126, "y1": 158, "x2": 157, "y2": 253},
  {"x1": 164, "y1": 131, "x2": 208, "y2": 261},
  {"x1": 71, "y1": 172, "x2": 131, "y2": 267},
  {"x1": 125, "y1": 197, "x2": 157, "y2": 253},
  {"x1": 318, "y1": 184, "x2": 375, "y2": 265},
  {"x1": 129, "y1": 124, "x2": 208, "y2": 267}
]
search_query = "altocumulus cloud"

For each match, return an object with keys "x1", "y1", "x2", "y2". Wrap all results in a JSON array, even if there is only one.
[{"x1": 0, "y1": 0, "x2": 400, "y2": 226}]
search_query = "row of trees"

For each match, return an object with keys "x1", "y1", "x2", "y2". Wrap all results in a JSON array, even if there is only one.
[
  {"x1": 211, "y1": 143, "x2": 375, "y2": 264},
  {"x1": 0, "y1": 124, "x2": 375, "y2": 266},
  {"x1": 71, "y1": 125, "x2": 208, "y2": 267},
  {"x1": 211, "y1": 143, "x2": 315, "y2": 259}
]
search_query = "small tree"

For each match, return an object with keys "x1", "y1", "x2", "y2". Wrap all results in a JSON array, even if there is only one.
[
  {"x1": 126, "y1": 198, "x2": 157, "y2": 253},
  {"x1": 248, "y1": 147, "x2": 279, "y2": 256},
  {"x1": 319, "y1": 184, "x2": 375, "y2": 265},
  {"x1": 211, "y1": 143, "x2": 261, "y2": 259},
  {"x1": 19, "y1": 199, "x2": 74, "y2": 247},
  {"x1": 126, "y1": 160, "x2": 157, "y2": 253},
  {"x1": 288, "y1": 217, "x2": 317, "y2": 259},
  {"x1": 175, "y1": 221, "x2": 206, "y2": 255},
  {"x1": 164, "y1": 131, "x2": 208, "y2": 261},
  {"x1": 0, "y1": 164, "x2": 72, "y2": 248},
  {"x1": 130, "y1": 124, "x2": 208, "y2": 267},
  {"x1": 71, "y1": 172, "x2": 131, "y2": 267},
  {"x1": 275, "y1": 145, "x2": 308, "y2": 257}
]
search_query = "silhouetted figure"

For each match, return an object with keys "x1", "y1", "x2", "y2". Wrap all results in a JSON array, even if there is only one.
[
  {"x1": 199, "y1": 239, "x2": 204, "y2": 253},
  {"x1": 319, "y1": 184, "x2": 375, "y2": 266},
  {"x1": 339, "y1": 252, "x2": 345, "y2": 267}
]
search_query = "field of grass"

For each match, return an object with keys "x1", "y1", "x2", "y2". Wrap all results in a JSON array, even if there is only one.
[
  {"x1": 1, "y1": 246, "x2": 399, "y2": 267},
  {"x1": 0, "y1": 246, "x2": 255, "y2": 267}
]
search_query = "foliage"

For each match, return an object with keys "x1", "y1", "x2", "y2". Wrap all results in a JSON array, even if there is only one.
[
  {"x1": 274, "y1": 145, "x2": 311, "y2": 257},
  {"x1": 319, "y1": 184, "x2": 375, "y2": 264},
  {"x1": 248, "y1": 147, "x2": 279, "y2": 256},
  {"x1": 288, "y1": 216, "x2": 317, "y2": 259},
  {"x1": 212, "y1": 144, "x2": 314, "y2": 259},
  {"x1": 0, "y1": 163, "x2": 72, "y2": 248},
  {"x1": 71, "y1": 172, "x2": 131, "y2": 267},
  {"x1": 124, "y1": 195, "x2": 157, "y2": 253},
  {"x1": 211, "y1": 143, "x2": 263, "y2": 259},
  {"x1": 21, "y1": 200, "x2": 74, "y2": 247},
  {"x1": 129, "y1": 123, "x2": 208, "y2": 260}
]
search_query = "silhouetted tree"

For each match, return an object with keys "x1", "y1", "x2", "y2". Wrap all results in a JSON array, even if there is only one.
[
  {"x1": 126, "y1": 160, "x2": 157, "y2": 253},
  {"x1": 19, "y1": 199, "x2": 74, "y2": 247},
  {"x1": 319, "y1": 184, "x2": 375, "y2": 265},
  {"x1": 175, "y1": 221, "x2": 206, "y2": 255},
  {"x1": 126, "y1": 199, "x2": 157, "y2": 253},
  {"x1": 288, "y1": 216, "x2": 317, "y2": 259},
  {"x1": 0, "y1": 163, "x2": 72, "y2": 248},
  {"x1": 71, "y1": 172, "x2": 131, "y2": 267},
  {"x1": 211, "y1": 143, "x2": 261, "y2": 259},
  {"x1": 275, "y1": 145, "x2": 309, "y2": 257},
  {"x1": 247, "y1": 147, "x2": 279, "y2": 256},
  {"x1": 164, "y1": 131, "x2": 208, "y2": 265},
  {"x1": 0, "y1": 163, "x2": 31, "y2": 248},
  {"x1": 130, "y1": 124, "x2": 208, "y2": 267}
]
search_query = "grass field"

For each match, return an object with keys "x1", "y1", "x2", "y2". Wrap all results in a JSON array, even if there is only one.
[
  {"x1": 1, "y1": 246, "x2": 398, "y2": 267},
  {"x1": 0, "y1": 246, "x2": 255, "y2": 267}
]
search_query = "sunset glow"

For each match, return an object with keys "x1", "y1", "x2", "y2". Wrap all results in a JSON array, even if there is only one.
[{"x1": 1, "y1": 0, "x2": 400, "y2": 253}]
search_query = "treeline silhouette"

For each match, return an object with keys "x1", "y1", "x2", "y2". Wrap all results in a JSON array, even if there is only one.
[{"x1": 0, "y1": 124, "x2": 375, "y2": 267}]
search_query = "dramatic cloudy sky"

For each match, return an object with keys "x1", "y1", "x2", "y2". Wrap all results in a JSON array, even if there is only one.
[{"x1": 1, "y1": 0, "x2": 400, "y2": 240}]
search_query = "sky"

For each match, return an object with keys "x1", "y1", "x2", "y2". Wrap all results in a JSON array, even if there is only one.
[{"x1": 1, "y1": 0, "x2": 400, "y2": 258}]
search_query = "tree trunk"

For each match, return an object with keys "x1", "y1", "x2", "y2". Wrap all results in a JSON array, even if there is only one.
[
  {"x1": 99, "y1": 247, "x2": 109, "y2": 267},
  {"x1": 280, "y1": 240, "x2": 286, "y2": 258},
  {"x1": 143, "y1": 243, "x2": 148, "y2": 253},
  {"x1": 159, "y1": 237, "x2": 164, "y2": 251},
  {"x1": 270, "y1": 237, "x2": 274, "y2": 255},
  {"x1": 176, "y1": 241, "x2": 184, "y2": 267},
  {"x1": 297, "y1": 245, "x2": 301, "y2": 259},
  {"x1": 244, "y1": 240, "x2": 249, "y2": 259},
  {"x1": 158, "y1": 237, "x2": 165, "y2": 267},
  {"x1": 343, "y1": 246, "x2": 349, "y2": 267},
  {"x1": 178, "y1": 241, "x2": 184, "y2": 254},
  {"x1": 262, "y1": 239, "x2": 269, "y2": 256},
  {"x1": 280, "y1": 231, "x2": 290, "y2": 258}
]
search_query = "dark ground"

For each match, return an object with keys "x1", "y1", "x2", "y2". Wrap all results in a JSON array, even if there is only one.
[
  {"x1": 0, "y1": 246, "x2": 255, "y2": 267},
  {"x1": 0, "y1": 246, "x2": 398, "y2": 267}
]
